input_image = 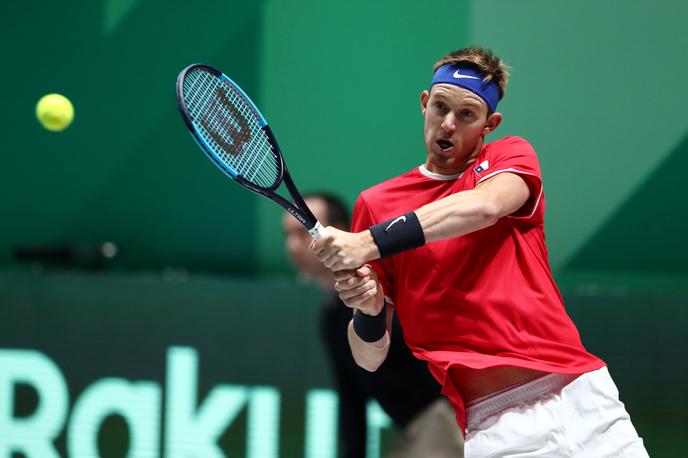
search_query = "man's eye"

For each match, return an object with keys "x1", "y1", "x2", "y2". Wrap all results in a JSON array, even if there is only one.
[
  {"x1": 435, "y1": 102, "x2": 448, "y2": 112},
  {"x1": 462, "y1": 110, "x2": 474, "y2": 118}
]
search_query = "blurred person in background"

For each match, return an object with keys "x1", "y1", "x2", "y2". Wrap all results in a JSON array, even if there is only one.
[{"x1": 283, "y1": 192, "x2": 463, "y2": 458}]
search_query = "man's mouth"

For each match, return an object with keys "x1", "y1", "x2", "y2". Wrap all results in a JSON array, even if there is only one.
[{"x1": 436, "y1": 139, "x2": 454, "y2": 151}]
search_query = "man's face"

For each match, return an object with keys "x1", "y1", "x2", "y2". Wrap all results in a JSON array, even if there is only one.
[
  {"x1": 421, "y1": 84, "x2": 499, "y2": 174},
  {"x1": 282, "y1": 197, "x2": 330, "y2": 280}
]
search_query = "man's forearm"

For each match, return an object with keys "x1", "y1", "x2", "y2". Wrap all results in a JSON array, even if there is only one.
[
  {"x1": 312, "y1": 173, "x2": 530, "y2": 271},
  {"x1": 415, "y1": 189, "x2": 500, "y2": 244},
  {"x1": 366, "y1": 173, "x2": 531, "y2": 255},
  {"x1": 359, "y1": 190, "x2": 498, "y2": 262},
  {"x1": 347, "y1": 319, "x2": 390, "y2": 372}
]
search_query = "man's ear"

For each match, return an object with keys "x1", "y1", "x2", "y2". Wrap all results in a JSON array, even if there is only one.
[
  {"x1": 420, "y1": 90, "x2": 430, "y2": 115},
  {"x1": 483, "y1": 111, "x2": 503, "y2": 134}
]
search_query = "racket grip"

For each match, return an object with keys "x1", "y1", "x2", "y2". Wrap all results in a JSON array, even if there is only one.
[{"x1": 309, "y1": 222, "x2": 329, "y2": 240}]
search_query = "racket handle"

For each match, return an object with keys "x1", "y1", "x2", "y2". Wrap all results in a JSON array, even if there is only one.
[{"x1": 309, "y1": 222, "x2": 329, "y2": 240}]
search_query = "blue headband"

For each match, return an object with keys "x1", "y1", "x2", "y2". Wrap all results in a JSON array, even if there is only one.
[{"x1": 431, "y1": 64, "x2": 501, "y2": 112}]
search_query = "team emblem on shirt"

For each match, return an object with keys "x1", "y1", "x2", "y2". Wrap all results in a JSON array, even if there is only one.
[{"x1": 474, "y1": 160, "x2": 489, "y2": 174}]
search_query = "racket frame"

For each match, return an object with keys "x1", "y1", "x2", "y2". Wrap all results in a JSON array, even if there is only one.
[{"x1": 176, "y1": 63, "x2": 326, "y2": 239}]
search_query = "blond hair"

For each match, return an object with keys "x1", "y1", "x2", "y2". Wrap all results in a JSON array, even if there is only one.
[{"x1": 434, "y1": 47, "x2": 510, "y2": 99}]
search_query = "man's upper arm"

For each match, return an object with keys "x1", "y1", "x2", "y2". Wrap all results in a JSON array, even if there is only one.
[
  {"x1": 475, "y1": 172, "x2": 531, "y2": 218},
  {"x1": 472, "y1": 136, "x2": 544, "y2": 221}
]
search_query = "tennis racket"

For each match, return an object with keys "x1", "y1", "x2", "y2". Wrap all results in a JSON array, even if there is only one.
[{"x1": 176, "y1": 63, "x2": 327, "y2": 239}]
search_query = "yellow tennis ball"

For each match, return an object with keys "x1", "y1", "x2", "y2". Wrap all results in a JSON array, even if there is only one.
[{"x1": 36, "y1": 93, "x2": 74, "y2": 132}]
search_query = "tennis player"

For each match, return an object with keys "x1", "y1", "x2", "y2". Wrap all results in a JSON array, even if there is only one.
[
  {"x1": 284, "y1": 193, "x2": 463, "y2": 457},
  {"x1": 311, "y1": 47, "x2": 649, "y2": 457}
]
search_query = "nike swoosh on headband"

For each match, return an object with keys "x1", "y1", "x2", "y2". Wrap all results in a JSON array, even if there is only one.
[{"x1": 452, "y1": 70, "x2": 481, "y2": 80}]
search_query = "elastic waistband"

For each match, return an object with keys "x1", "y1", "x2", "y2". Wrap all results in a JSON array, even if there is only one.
[{"x1": 466, "y1": 373, "x2": 579, "y2": 429}]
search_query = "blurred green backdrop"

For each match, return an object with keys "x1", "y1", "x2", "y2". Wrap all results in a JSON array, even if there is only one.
[
  {"x1": 1, "y1": 1, "x2": 687, "y2": 457},
  {"x1": 2, "y1": 0, "x2": 686, "y2": 276}
]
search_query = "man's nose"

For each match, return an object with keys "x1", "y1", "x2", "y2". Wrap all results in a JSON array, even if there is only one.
[{"x1": 441, "y1": 113, "x2": 456, "y2": 133}]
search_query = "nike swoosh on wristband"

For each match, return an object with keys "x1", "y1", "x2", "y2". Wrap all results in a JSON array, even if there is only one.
[
  {"x1": 452, "y1": 70, "x2": 481, "y2": 80},
  {"x1": 385, "y1": 215, "x2": 407, "y2": 231}
]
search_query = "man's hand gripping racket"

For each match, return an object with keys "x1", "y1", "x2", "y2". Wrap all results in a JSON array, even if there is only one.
[{"x1": 334, "y1": 265, "x2": 385, "y2": 317}]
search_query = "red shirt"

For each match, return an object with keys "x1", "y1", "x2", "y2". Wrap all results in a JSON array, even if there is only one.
[{"x1": 351, "y1": 136, "x2": 605, "y2": 430}]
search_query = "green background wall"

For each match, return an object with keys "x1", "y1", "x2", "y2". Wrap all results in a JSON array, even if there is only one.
[
  {"x1": 1, "y1": 0, "x2": 264, "y2": 274},
  {"x1": 2, "y1": 0, "x2": 686, "y2": 277},
  {"x1": 1, "y1": 1, "x2": 687, "y2": 457}
]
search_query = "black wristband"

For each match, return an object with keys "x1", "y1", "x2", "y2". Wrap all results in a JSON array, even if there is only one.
[
  {"x1": 369, "y1": 211, "x2": 425, "y2": 258},
  {"x1": 353, "y1": 302, "x2": 388, "y2": 343}
]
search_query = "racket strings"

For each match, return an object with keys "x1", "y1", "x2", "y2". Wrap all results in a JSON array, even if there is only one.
[
  {"x1": 190, "y1": 74, "x2": 272, "y2": 178},
  {"x1": 183, "y1": 70, "x2": 279, "y2": 188},
  {"x1": 191, "y1": 74, "x2": 277, "y2": 186}
]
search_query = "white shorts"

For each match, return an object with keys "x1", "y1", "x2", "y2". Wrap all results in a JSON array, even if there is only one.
[{"x1": 464, "y1": 367, "x2": 649, "y2": 457}]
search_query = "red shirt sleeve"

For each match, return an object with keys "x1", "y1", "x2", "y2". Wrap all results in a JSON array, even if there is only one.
[
  {"x1": 351, "y1": 195, "x2": 396, "y2": 305},
  {"x1": 476, "y1": 136, "x2": 544, "y2": 222}
]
